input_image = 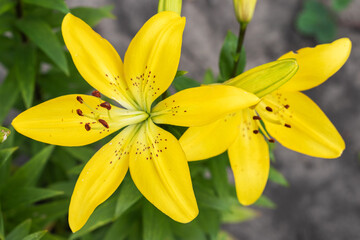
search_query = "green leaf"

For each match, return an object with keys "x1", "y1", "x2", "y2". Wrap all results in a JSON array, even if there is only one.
[
  {"x1": 115, "y1": 178, "x2": 142, "y2": 218},
  {"x1": 219, "y1": 31, "x2": 246, "y2": 81},
  {"x1": 1, "y1": 187, "x2": 63, "y2": 210},
  {"x1": 0, "y1": 70, "x2": 20, "y2": 124},
  {"x1": 0, "y1": 147, "x2": 17, "y2": 169},
  {"x1": 15, "y1": 44, "x2": 37, "y2": 108},
  {"x1": 253, "y1": 195, "x2": 276, "y2": 209},
  {"x1": 172, "y1": 76, "x2": 200, "y2": 92},
  {"x1": 23, "y1": 231, "x2": 47, "y2": 240},
  {"x1": 22, "y1": 0, "x2": 69, "y2": 14},
  {"x1": 196, "y1": 208, "x2": 220, "y2": 239},
  {"x1": 70, "y1": 5, "x2": 115, "y2": 27},
  {"x1": 70, "y1": 197, "x2": 117, "y2": 239},
  {"x1": 332, "y1": 0, "x2": 352, "y2": 11},
  {"x1": 194, "y1": 181, "x2": 229, "y2": 211},
  {"x1": 208, "y1": 153, "x2": 230, "y2": 197},
  {"x1": 6, "y1": 146, "x2": 54, "y2": 189},
  {"x1": 175, "y1": 70, "x2": 188, "y2": 78},
  {"x1": 104, "y1": 214, "x2": 133, "y2": 240},
  {"x1": 171, "y1": 221, "x2": 206, "y2": 240},
  {"x1": 269, "y1": 166, "x2": 289, "y2": 187},
  {"x1": 0, "y1": 0, "x2": 15, "y2": 15},
  {"x1": 6, "y1": 219, "x2": 32, "y2": 240},
  {"x1": 64, "y1": 146, "x2": 95, "y2": 163},
  {"x1": 203, "y1": 69, "x2": 215, "y2": 84},
  {"x1": 142, "y1": 203, "x2": 171, "y2": 240},
  {"x1": 0, "y1": 13, "x2": 15, "y2": 35},
  {"x1": 16, "y1": 18, "x2": 69, "y2": 75},
  {"x1": 222, "y1": 204, "x2": 258, "y2": 223},
  {"x1": 0, "y1": 204, "x2": 4, "y2": 240},
  {"x1": 296, "y1": 0, "x2": 336, "y2": 43}
]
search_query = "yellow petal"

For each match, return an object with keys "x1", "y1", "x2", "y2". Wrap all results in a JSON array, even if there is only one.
[
  {"x1": 12, "y1": 94, "x2": 148, "y2": 146},
  {"x1": 180, "y1": 113, "x2": 241, "y2": 161},
  {"x1": 278, "y1": 38, "x2": 351, "y2": 92},
  {"x1": 225, "y1": 59, "x2": 298, "y2": 98},
  {"x1": 62, "y1": 13, "x2": 137, "y2": 109},
  {"x1": 129, "y1": 120, "x2": 198, "y2": 223},
  {"x1": 228, "y1": 109, "x2": 269, "y2": 205},
  {"x1": 69, "y1": 125, "x2": 140, "y2": 232},
  {"x1": 152, "y1": 85, "x2": 259, "y2": 127},
  {"x1": 124, "y1": 11, "x2": 185, "y2": 111},
  {"x1": 257, "y1": 91, "x2": 345, "y2": 158}
]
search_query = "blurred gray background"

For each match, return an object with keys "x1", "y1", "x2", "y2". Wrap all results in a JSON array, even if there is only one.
[{"x1": 68, "y1": 0, "x2": 360, "y2": 239}]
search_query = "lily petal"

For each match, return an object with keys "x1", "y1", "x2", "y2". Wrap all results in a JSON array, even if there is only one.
[
  {"x1": 278, "y1": 38, "x2": 351, "y2": 92},
  {"x1": 62, "y1": 14, "x2": 137, "y2": 109},
  {"x1": 129, "y1": 120, "x2": 198, "y2": 223},
  {"x1": 124, "y1": 11, "x2": 185, "y2": 111},
  {"x1": 69, "y1": 125, "x2": 140, "y2": 232},
  {"x1": 180, "y1": 113, "x2": 241, "y2": 161},
  {"x1": 257, "y1": 91, "x2": 345, "y2": 158},
  {"x1": 12, "y1": 94, "x2": 148, "y2": 146},
  {"x1": 228, "y1": 109, "x2": 269, "y2": 205},
  {"x1": 152, "y1": 85, "x2": 259, "y2": 127}
]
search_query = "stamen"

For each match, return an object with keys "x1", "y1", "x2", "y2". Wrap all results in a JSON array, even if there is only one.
[
  {"x1": 76, "y1": 109, "x2": 83, "y2": 116},
  {"x1": 76, "y1": 96, "x2": 84, "y2": 103},
  {"x1": 265, "y1": 106, "x2": 273, "y2": 112},
  {"x1": 99, "y1": 119, "x2": 109, "y2": 128},
  {"x1": 253, "y1": 116, "x2": 261, "y2": 120},
  {"x1": 85, "y1": 123, "x2": 91, "y2": 131},
  {"x1": 92, "y1": 90, "x2": 101, "y2": 98},
  {"x1": 284, "y1": 123, "x2": 291, "y2": 128},
  {"x1": 100, "y1": 102, "x2": 111, "y2": 110}
]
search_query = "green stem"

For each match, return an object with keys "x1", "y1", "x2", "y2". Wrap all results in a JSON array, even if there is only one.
[{"x1": 231, "y1": 22, "x2": 247, "y2": 78}]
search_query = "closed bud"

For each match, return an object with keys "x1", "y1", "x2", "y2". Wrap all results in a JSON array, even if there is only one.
[
  {"x1": 225, "y1": 59, "x2": 299, "y2": 98},
  {"x1": 158, "y1": 0, "x2": 182, "y2": 15},
  {"x1": 233, "y1": 0, "x2": 257, "y2": 24},
  {"x1": 0, "y1": 126, "x2": 10, "y2": 143}
]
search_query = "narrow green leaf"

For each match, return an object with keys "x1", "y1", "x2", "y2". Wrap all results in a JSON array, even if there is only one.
[
  {"x1": 194, "y1": 182, "x2": 229, "y2": 211},
  {"x1": 253, "y1": 195, "x2": 276, "y2": 209},
  {"x1": 269, "y1": 166, "x2": 289, "y2": 187},
  {"x1": 0, "y1": 0, "x2": 15, "y2": 15},
  {"x1": 175, "y1": 70, "x2": 188, "y2": 78},
  {"x1": 22, "y1": 0, "x2": 69, "y2": 14},
  {"x1": 331, "y1": 0, "x2": 352, "y2": 11},
  {"x1": 15, "y1": 44, "x2": 37, "y2": 108},
  {"x1": 209, "y1": 153, "x2": 230, "y2": 197},
  {"x1": 6, "y1": 219, "x2": 32, "y2": 240},
  {"x1": 0, "y1": 13, "x2": 15, "y2": 35},
  {"x1": 6, "y1": 146, "x2": 54, "y2": 189},
  {"x1": 142, "y1": 202, "x2": 171, "y2": 240},
  {"x1": 219, "y1": 31, "x2": 246, "y2": 81},
  {"x1": 196, "y1": 208, "x2": 220, "y2": 239},
  {"x1": 172, "y1": 76, "x2": 201, "y2": 92},
  {"x1": 1, "y1": 187, "x2": 63, "y2": 210},
  {"x1": 115, "y1": 178, "x2": 142, "y2": 218},
  {"x1": 16, "y1": 18, "x2": 68, "y2": 75},
  {"x1": 0, "y1": 70, "x2": 20, "y2": 124},
  {"x1": 203, "y1": 69, "x2": 215, "y2": 84},
  {"x1": 70, "y1": 5, "x2": 115, "y2": 27},
  {"x1": 0, "y1": 147, "x2": 17, "y2": 169},
  {"x1": 23, "y1": 231, "x2": 47, "y2": 240},
  {"x1": 0, "y1": 204, "x2": 4, "y2": 240},
  {"x1": 221, "y1": 204, "x2": 258, "y2": 223},
  {"x1": 104, "y1": 214, "x2": 133, "y2": 240},
  {"x1": 64, "y1": 146, "x2": 95, "y2": 163},
  {"x1": 171, "y1": 221, "x2": 206, "y2": 240}
]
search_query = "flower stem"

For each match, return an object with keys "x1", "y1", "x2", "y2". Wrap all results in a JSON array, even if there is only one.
[{"x1": 231, "y1": 22, "x2": 247, "y2": 78}]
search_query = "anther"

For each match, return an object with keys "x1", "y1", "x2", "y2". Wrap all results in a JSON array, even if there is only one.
[
  {"x1": 284, "y1": 123, "x2": 291, "y2": 128},
  {"x1": 253, "y1": 130, "x2": 259, "y2": 134},
  {"x1": 284, "y1": 104, "x2": 290, "y2": 109},
  {"x1": 100, "y1": 102, "x2": 111, "y2": 110},
  {"x1": 76, "y1": 109, "x2": 83, "y2": 116},
  {"x1": 253, "y1": 116, "x2": 261, "y2": 120},
  {"x1": 266, "y1": 106, "x2": 273, "y2": 112},
  {"x1": 85, "y1": 123, "x2": 91, "y2": 131},
  {"x1": 92, "y1": 90, "x2": 101, "y2": 98},
  {"x1": 98, "y1": 119, "x2": 109, "y2": 128},
  {"x1": 269, "y1": 138, "x2": 275, "y2": 143},
  {"x1": 76, "y1": 96, "x2": 84, "y2": 103}
]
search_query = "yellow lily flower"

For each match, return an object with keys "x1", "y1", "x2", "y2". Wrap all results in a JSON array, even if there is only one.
[
  {"x1": 180, "y1": 38, "x2": 351, "y2": 205},
  {"x1": 12, "y1": 12, "x2": 260, "y2": 232}
]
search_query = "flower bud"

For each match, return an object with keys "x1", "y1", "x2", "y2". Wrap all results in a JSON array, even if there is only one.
[
  {"x1": 0, "y1": 127, "x2": 10, "y2": 143},
  {"x1": 225, "y1": 59, "x2": 298, "y2": 98},
  {"x1": 158, "y1": 0, "x2": 182, "y2": 15},
  {"x1": 233, "y1": 0, "x2": 257, "y2": 24}
]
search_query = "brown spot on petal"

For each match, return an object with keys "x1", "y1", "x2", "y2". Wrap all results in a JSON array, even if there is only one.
[
  {"x1": 92, "y1": 90, "x2": 101, "y2": 98},
  {"x1": 85, "y1": 123, "x2": 91, "y2": 131},
  {"x1": 100, "y1": 102, "x2": 111, "y2": 110},
  {"x1": 99, "y1": 119, "x2": 109, "y2": 128}
]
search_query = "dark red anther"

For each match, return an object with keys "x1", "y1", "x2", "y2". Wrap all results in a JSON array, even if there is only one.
[
  {"x1": 76, "y1": 96, "x2": 84, "y2": 103},
  {"x1": 265, "y1": 106, "x2": 273, "y2": 112},
  {"x1": 100, "y1": 102, "x2": 111, "y2": 110},
  {"x1": 284, "y1": 104, "x2": 290, "y2": 109},
  {"x1": 253, "y1": 116, "x2": 261, "y2": 120},
  {"x1": 85, "y1": 123, "x2": 91, "y2": 131},
  {"x1": 76, "y1": 109, "x2": 83, "y2": 116},
  {"x1": 98, "y1": 119, "x2": 109, "y2": 128},
  {"x1": 269, "y1": 138, "x2": 275, "y2": 143},
  {"x1": 253, "y1": 130, "x2": 259, "y2": 134},
  {"x1": 92, "y1": 90, "x2": 101, "y2": 98},
  {"x1": 284, "y1": 123, "x2": 291, "y2": 128}
]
